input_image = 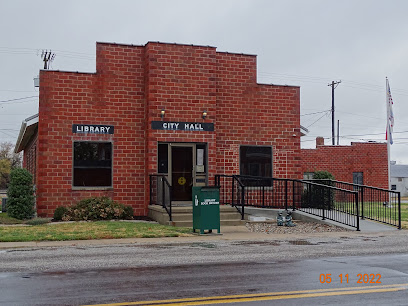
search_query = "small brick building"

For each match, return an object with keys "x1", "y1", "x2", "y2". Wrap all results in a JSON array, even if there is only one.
[
  {"x1": 301, "y1": 137, "x2": 388, "y2": 188},
  {"x1": 15, "y1": 42, "x2": 302, "y2": 217}
]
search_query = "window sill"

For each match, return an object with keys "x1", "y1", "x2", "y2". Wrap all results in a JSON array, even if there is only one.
[{"x1": 72, "y1": 187, "x2": 114, "y2": 191}]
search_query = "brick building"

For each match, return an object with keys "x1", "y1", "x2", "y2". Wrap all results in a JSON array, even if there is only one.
[
  {"x1": 301, "y1": 137, "x2": 388, "y2": 188},
  {"x1": 15, "y1": 42, "x2": 302, "y2": 217}
]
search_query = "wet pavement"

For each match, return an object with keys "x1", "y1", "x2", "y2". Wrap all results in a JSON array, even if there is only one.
[
  {"x1": 0, "y1": 219, "x2": 401, "y2": 251},
  {"x1": 0, "y1": 221, "x2": 406, "y2": 305},
  {"x1": 1, "y1": 250, "x2": 408, "y2": 305}
]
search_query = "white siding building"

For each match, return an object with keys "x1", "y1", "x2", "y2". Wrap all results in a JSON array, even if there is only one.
[{"x1": 390, "y1": 162, "x2": 408, "y2": 197}]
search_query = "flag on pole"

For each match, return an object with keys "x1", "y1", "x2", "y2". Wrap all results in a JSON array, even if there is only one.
[{"x1": 386, "y1": 79, "x2": 394, "y2": 145}]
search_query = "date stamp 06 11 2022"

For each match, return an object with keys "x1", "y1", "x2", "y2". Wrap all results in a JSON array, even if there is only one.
[{"x1": 319, "y1": 273, "x2": 382, "y2": 284}]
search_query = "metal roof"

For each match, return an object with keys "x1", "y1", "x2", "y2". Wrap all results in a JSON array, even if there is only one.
[
  {"x1": 390, "y1": 164, "x2": 408, "y2": 178},
  {"x1": 14, "y1": 114, "x2": 38, "y2": 153}
]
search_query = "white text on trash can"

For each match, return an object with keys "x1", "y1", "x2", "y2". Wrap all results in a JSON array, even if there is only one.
[{"x1": 200, "y1": 199, "x2": 219, "y2": 205}]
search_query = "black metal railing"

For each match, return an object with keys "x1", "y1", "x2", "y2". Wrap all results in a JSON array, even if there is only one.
[
  {"x1": 214, "y1": 174, "x2": 245, "y2": 219},
  {"x1": 296, "y1": 180, "x2": 359, "y2": 230},
  {"x1": 215, "y1": 175, "x2": 361, "y2": 230},
  {"x1": 305, "y1": 179, "x2": 401, "y2": 229},
  {"x1": 149, "y1": 174, "x2": 172, "y2": 221}
]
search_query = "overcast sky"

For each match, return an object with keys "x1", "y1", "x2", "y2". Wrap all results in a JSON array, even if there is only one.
[{"x1": 1, "y1": 0, "x2": 408, "y2": 163}]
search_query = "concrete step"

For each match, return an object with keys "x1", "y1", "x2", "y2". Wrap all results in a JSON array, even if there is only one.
[
  {"x1": 171, "y1": 211, "x2": 243, "y2": 222},
  {"x1": 148, "y1": 204, "x2": 244, "y2": 227},
  {"x1": 169, "y1": 205, "x2": 240, "y2": 213},
  {"x1": 172, "y1": 219, "x2": 246, "y2": 228},
  {"x1": 148, "y1": 204, "x2": 240, "y2": 214}
]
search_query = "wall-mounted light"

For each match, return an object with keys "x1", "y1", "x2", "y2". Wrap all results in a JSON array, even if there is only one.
[
  {"x1": 160, "y1": 109, "x2": 165, "y2": 119},
  {"x1": 202, "y1": 110, "x2": 207, "y2": 120}
]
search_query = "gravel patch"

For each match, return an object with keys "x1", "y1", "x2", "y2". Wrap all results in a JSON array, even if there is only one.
[{"x1": 246, "y1": 221, "x2": 351, "y2": 234}]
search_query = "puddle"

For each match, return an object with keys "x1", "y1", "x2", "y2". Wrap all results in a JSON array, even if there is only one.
[
  {"x1": 137, "y1": 244, "x2": 173, "y2": 249},
  {"x1": 288, "y1": 240, "x2": 317, "y2": 245},
  {"x1": 189, "y1": 242, "x2": 217, "y2": 249},
  {"x1": 317, "y1": 241, "x2": 340, "y2": 244},
  {"x1": 233, "y1": 241, "x2": 280, "y2": 246}
]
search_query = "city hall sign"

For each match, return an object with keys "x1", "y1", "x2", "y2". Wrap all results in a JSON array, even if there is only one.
[{"x1": 151, "y1": 121, "x2": 214, "y2": 132}]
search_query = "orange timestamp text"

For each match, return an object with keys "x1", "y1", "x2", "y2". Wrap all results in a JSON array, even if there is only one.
[{"x1": 319, "y1": 273, "x2": 382, "y2": 284}]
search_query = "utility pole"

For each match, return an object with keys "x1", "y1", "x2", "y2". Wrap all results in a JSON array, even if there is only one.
[
  {"x1": 337, "y1": 120, "x2": 340, "y2": 145},
  {"x1": 328, "y1": 80, "x2": 341, "y2": 145}
]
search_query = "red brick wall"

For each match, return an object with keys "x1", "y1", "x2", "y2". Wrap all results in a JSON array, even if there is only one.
[
  {"x1": 145, "y1": 43, "x2": 218, "y2": 206},
  {"x1": 23, "y1": 132, "x2": 38, "y2": 186},
  {"x1": 301, "y1": 142, "x2": 388, "y2": 188},
  {"x1": 216, "y1": 52, "x2": 301, "y2": 179},
  {"x1": 37, "y1": 43, "x2": 146, "y2": 217},
  {"x1": 34, "y1": 41, "x2": 301, "y2": 217}
]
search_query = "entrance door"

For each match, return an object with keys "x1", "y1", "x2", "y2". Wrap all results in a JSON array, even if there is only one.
[{"x1": 171, "y1": 146, "x2": 193, "y2": 201}]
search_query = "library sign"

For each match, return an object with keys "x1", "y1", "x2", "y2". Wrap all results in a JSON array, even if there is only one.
[{"x1": 72, "y1": 124, "x2": 114, "y2": 134}]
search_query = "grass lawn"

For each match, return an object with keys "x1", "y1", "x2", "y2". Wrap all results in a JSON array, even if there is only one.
[
  {"x1": 332, "y1": 199, "x2": 408, "y2": 229},
  {"x1": 400, "y1": 197, "x2": 408, "y2": 229},
  {"x1": 0, "y1": 212, "x2": 23, "y2": 225},
  {"x1": 0, "y1": 213, "x2": 193, "y2": 242}
]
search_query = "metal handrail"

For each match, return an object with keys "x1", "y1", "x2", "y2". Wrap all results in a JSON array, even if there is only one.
[
  {"x1": 305, "y1": 179, "x2": 400, "y2": 193},
  {"x1": 149, "y1": 174, "x2": 173, "y2": 221},
  {"x1": 304, "y1": 179, "x2": 401, "y2": 229},
  {"x1": 215, "y1": 174, "x2": 361, "y2": 230}
]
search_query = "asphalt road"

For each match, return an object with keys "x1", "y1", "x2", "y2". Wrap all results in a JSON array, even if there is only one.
[{"x1": 1, "y1": 232, "x2": 408, "y2": 305}]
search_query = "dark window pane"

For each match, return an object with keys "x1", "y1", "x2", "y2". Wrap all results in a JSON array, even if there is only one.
[
  {"x1": 240, "y1": 146, "x2": 272, "y2": 177},
  {"x1": 158, "y1": 144, "x2": 168, "y2": 173},
  {"x1": 303, "y1": 172, "x2": 314, "y2": 180},
  {"x1": 353, "y1": 172, "x2": 363, "y2": 185},
  {"x1": 73, "y1": 142, "x2": 112, "y2": 187}
]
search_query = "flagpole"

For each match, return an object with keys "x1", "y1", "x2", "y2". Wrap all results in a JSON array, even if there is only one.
[{"x1": 386, "y1": 77, "x2": 391, "y2": 191}]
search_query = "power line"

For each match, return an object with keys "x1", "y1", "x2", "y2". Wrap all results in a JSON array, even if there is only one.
[
  {"x1": 0, "y1": 96, "x2": 38, "y2": 103},
  {"x1": 259, "y1": 71, "x2": 408, "y2": 95},
  {"x1": 0, "y1": 130, "x2": 16, "y2": 138},
  {"x1": 0, "y1": 47, "x2": 95, "y2": 59},
  {"x1": 0, "y1": 89, "x2": 37, "y2": 93},
  {"x1": 300, "y1": 110, "x2": 331, "y2": 116},
  {"x1": 305, "y1": 111, "x2": 330, "y2": 128},
  {"x1": 303, "y1": 129, "x2": 408, "y2": 139}
]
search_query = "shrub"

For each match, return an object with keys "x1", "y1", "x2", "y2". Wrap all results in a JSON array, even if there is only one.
[
  {"x1": 313, "y1": 171, "x2": 335, "y2": 182},
  {"x1": 53, "y1": 206, "x2": 68, "y2": 221},
  {"x1": 60, "y1": 196, "x2": 134, "y2": 221},
  {"x1": 122, "y1": 205, "x2": 134, "y2": 220},
  {"x1": 302, "y1": 171, "x2": 335, "y2": 210},
  {"x1": 6, "y1": 168, "x2": 34, "y2": 220}
]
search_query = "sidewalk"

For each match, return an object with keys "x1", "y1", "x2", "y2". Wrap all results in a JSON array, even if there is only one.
[{"x1": 0, "y1": 222, "x2": 403, "y2": 250}]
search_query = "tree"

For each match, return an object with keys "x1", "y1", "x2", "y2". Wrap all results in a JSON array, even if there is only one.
[
  {"x1": 0, "y1": 142, "x2": 22, "y2": 189},
  {"x1": 0, "y1": 159, "x2": 11, "y2": 188}
]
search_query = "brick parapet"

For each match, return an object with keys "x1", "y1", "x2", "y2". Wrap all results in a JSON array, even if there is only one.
[{"x1": 301, "y1": 142, "x2": 388, "y2": 188}]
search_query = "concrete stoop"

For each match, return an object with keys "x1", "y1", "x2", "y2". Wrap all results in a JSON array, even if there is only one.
[{"x1": 148, "y1": 204, "x2": 245, "y2": 227}]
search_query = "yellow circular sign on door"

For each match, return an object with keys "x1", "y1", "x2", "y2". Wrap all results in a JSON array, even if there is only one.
[{"x1": 178, "y1": 177, "x2": 186, "y2": 185}]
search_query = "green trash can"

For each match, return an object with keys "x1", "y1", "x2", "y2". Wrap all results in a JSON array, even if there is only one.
[{"x1": 192, "y1": 186, "x2": 220, "y2": 234}]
